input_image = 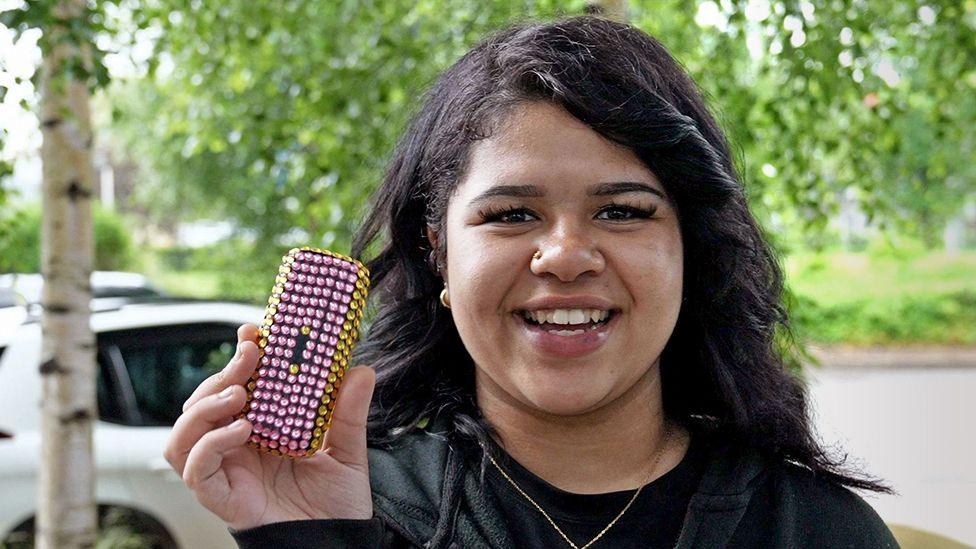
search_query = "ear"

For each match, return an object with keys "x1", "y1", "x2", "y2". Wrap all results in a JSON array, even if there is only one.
[
  {"x1": 426, "y1": 226, "x2": 439, "y2": 251},
  {"x1": 425, "y1": 225, "x2": 446, "y2": 282}
]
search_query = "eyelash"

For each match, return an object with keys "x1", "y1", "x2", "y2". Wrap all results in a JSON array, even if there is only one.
[{"x1": 477, "y1": 202, "x2": 658, "y2": 224}]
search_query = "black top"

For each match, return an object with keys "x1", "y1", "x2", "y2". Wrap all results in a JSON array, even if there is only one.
[
  {"x1": 230, "y1": 417, "x2": 899, "y2": 548},
  {"x1": 488, "y1": 435, "x2": 708, "y2": 548}
]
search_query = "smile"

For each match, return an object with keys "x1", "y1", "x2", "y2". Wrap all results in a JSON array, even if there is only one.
[
  {"x1": 520, "y1": 309, "x2": 614, "y2": 335},
  {"x1": 513, "y1": 309, "x2": 619, "y2": 358}
]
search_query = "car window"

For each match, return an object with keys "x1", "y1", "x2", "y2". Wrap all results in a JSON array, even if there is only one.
[
  {"x1": 97, "y1": 349, "x2": 128, "y2": 424},
  {"x1": 98, "y1": 323, "x2": 239, "y2": 426}
]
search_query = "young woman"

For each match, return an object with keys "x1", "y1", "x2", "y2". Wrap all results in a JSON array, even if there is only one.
[{"x1": 165, "y1": 15, "x2": 898, "y2": 548}]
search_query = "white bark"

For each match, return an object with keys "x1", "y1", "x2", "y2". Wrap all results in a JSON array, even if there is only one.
[{"x1": 36, "y1": 0, "x2": 98, "y2": 547}]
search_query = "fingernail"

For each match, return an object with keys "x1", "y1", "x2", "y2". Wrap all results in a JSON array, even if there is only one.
[
  {"x1": 227, "y1": 418, "x2": 246, "y2": 429},
  {"x1": 219, "y1": 386, "x2": 235, "y2": 398}
]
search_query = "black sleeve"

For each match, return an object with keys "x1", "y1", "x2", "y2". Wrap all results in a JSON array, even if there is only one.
[
  {"x1": 229, "y1": 518, "x2": 393, "y2": 548},
  {"x1": 730, "y1": 465, "x2": 900, "y2": 549}
]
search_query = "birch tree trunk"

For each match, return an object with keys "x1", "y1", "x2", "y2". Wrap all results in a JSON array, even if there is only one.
[
  {"x1": 36, "y1": 0, "x2": 98, "y2": 546},
  {"x1": 586, "y1": 0, "x2": 629, "y2": 22}
]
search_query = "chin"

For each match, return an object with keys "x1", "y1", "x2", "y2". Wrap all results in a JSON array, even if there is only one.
[{"x1": 520, "y1": 386, "x2": 613, "y2": 417}]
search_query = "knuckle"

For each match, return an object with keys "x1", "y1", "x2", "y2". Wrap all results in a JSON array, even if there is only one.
[
  {"x1": 183, "y1": 470, "x2": 197, "y2": 490},
  {"x1": 181, "y1": 458, "x2": 196, "y2": 488},
  {"x1": 181, "y1": 398, "x2": 213, "y2": 426},
  {"x1": 229, "y1": 384, "x2": 245, "y2": 399},
  {"x1": 195, "y1": 392, "x2": 225, "y2": 413},
  {"x1": 238, "y1": 340, "x2": 256, "y2": 356}
]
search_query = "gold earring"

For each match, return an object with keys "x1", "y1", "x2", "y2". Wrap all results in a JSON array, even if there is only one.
[{"x1": 439, "y1": 286, "x2": 451, "y2": 309}]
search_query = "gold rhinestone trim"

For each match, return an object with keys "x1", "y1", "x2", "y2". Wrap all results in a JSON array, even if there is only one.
[{"x1": 242, "y1": 246, "x2": 370, "y2": 459}]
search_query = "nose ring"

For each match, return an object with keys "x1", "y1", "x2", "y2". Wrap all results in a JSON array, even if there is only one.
[{"x1": 532, "y1": 250, "x2": 542, "y2": 261}]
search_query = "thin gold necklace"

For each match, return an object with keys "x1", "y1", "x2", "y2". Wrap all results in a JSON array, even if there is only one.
[{"x1": 487, "y1": 423, "x2": 673, "y2": 549}]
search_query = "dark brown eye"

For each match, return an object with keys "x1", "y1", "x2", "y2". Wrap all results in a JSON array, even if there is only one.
[
  {"x1": 596, "y1": 204, "x2": 656, "y2": 220},
  {"x1": 478, "y1": 206, "x2": 536, "y2": 224}
]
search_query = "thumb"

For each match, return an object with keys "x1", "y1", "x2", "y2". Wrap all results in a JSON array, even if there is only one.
[{"x1": 320, "y1": 365, "x2": 376, "y2": 466}]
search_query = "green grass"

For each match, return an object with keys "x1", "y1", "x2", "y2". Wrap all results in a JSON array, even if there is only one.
[
  {"x1": 139, "y1": 248, "x2": 222, "y2": 299},
  {"x1": 784, "y1": 251, "x2": 976, "y2": 345},
  {"x1": 153, "y1": 269, "x2": 224, "y2": 299},
  {"x1": 785, "y1": 251, "x2": 976, "y2": 307}
]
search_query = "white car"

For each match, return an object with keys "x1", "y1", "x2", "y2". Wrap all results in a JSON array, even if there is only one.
[{"x1": 0, "y1": 297, "x2": 263, "y2": 548}]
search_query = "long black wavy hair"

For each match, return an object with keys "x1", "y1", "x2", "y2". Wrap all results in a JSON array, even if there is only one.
[{"x1": 350, "y1": 15, "x2": 891, "y2": 494}]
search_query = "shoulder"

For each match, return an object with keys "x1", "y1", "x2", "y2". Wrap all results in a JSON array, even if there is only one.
[
  {"x1": 365, "y1": 424, "x2": 452, "y2": 530},
  {"x1": 758, "y1": 459, "x2": 898, "y2": 548},
  {"x1": 690, "y1": 431, "x2": 898, "y2": 548}
]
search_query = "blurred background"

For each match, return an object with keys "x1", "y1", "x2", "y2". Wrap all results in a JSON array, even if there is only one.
[{"x1": 1, "y1": 0, "x2": 973, "y2": 547}]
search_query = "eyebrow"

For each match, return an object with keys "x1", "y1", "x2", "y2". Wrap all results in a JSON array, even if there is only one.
[{"x1": 469, "y1": 182, "x2": 667, "y2": 206}]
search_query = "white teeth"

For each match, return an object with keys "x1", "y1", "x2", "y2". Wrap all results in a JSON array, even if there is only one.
[
  {"x1": 568, "y1": 310, "x2": 587, "y2": 324},
  {"x1": 522, "y1": 308, "x2": 611, "y2": 325}
]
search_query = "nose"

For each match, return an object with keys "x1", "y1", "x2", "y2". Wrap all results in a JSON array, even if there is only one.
[{"x1": 530, "y1": 221, "x2": 606, "y2": 282}]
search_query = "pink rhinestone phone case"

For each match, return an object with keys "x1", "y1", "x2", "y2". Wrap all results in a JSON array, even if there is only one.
[{"x1": 240, "y1": 247, "x2": 369, "y2": 458}]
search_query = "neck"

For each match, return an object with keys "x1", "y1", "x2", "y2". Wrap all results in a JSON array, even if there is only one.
[{"x1": 476, "y1": 364, "x2": 689, "y2": 494}]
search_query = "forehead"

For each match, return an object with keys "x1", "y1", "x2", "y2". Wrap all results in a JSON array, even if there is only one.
[{"x1": 457, "y1": 101, "x2": 662, "y2": 196}]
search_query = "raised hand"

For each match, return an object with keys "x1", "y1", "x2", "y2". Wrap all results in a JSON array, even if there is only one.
[{"x1": 163, "y1": 323, "x2": 376, "y2": 531}]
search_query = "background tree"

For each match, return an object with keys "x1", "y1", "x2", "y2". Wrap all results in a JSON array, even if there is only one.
[
  {"x1": 1, "y1": 0, "x2": 115, "y2": 545},
  {"x1": 37, "y1": 0, "x2": 98, "y2": 544},
  {"x1": 630, "y1": 0, "x2": 976, "y2": 249},
  {"x1": 102, "y1": 0, "x2": 975, "y2": 298},
  {"x1": 107, "y1": 0, "x2": 589, "y2": 299},
  {"x1": 4, "y1": 1, "x2": 975, "y2": 367}
]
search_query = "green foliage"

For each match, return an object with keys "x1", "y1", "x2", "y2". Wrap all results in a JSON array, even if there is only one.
[
  {"x1": 787, "y1": 247, "x2": 976, "y2": 305},
  {"x1": 795, "y1": 290, "x2": 976, "y2": 345},
  {"x1": 0, "y1": 185, "x2": 17, "y2": 247},
  {"x1": 92, "y1": 205, "x2": 138, "y2": 271},
  {"x1": 786, "y1": 250, "x2": 976, "y2": 344},
  {"x1": 103, "y1": 0, "x2": 976, "y2": 267},
  {"x1": 0, "y1": 0, "x2": 135, "y2": 202},
  {"x1": 0, "y1": 92, "x2": 18, "y2": 229},
  {"x1": 0, "y1": 202, "x2": 137, "y2": 273},
  {"x1": 101, "y1": 0, "x2": 590, "y2": 301},
  {"x1": 631, "y1": 0, "x2": 976, "y2": 250},
  {"x1": 0, "y1": 205, "x2": 43, "y2": 273},
  {"x1": 110, "y1": 1, "x2": 586, "y2": 249},
  {"x1": 151, "y1": 237, "x2": 275, "y2": 303},
  {"x1": 1, "y1": 0, "x2": 116, "y2": 90},
  {"x1": 6, "y1": 1, "x2": 973, "y2": 353}
]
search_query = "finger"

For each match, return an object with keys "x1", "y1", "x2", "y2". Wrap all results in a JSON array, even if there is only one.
[
  {"x1": 322, "y1": 366, "x2": 376, "y2": 466},
  {"x1": 237, "y1": 323, "x2": 260, "y2": 344},
  {"x1": 182, "y1": 326, "x2": 260, "y2": 413},
  {"x1": 166, "y1": 384, "x2": 248, "y2": 476},
  {"x1": 182, "y1": 417, "x2": 253, "y2": 505}
]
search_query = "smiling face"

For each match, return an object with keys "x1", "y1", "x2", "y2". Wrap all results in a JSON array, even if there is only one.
[{"x1": 435, "y1": 101, "x2": 684, "y2": 418}]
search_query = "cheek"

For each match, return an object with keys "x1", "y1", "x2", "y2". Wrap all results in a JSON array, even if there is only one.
[
  {"x1": 626, "y1": 232, "x2": 684, "y2": 311},
  {"x1": 447, "y1": 234, "x2": 517, "y2": 314}
]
